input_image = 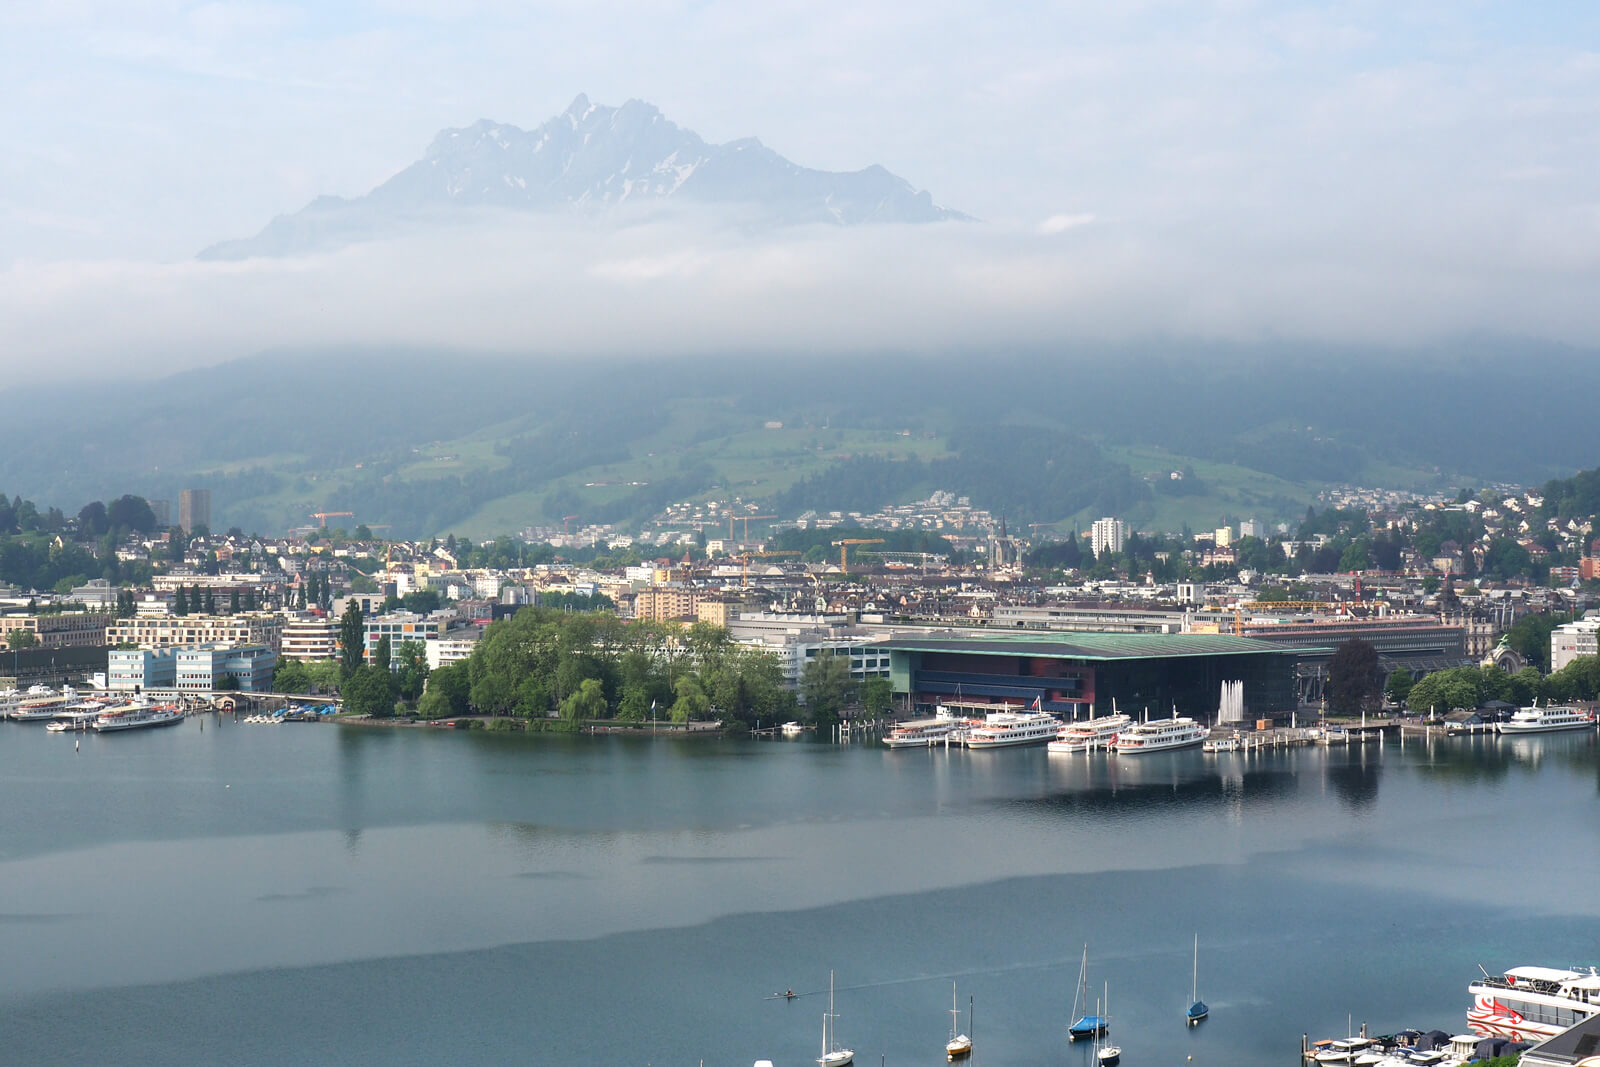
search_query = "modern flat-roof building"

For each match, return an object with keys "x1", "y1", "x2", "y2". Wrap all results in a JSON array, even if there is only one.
[
  {"x1": 0, "y1": 611, "x2": 111, "y2": 649},
  {"x1": 883, "y1": 631, "x2": 1314, "y2": 721},
  {"x1": 279, "y1": 613, "x2": 338, "y2": 661},
  {"x1": 1090, "y1": 517, "x2": 1126, "y2": 558},
  {"x1": 1241, "y1": 617, "x2": 1471, "y2": 703},
  {"x1": 107, "y1": 613, "x2": 283, "y2": 653},
  {"x1": 1550, "y1": 613, "x2": 1600, "y2": 673},
  {"x1": 108, "y1": 644, "x2": 276, "y2": 692}
]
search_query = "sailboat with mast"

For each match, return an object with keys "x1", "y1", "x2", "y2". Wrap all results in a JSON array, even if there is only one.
[
  {"x1": 1068, "y1": 945, "x2": 1109, "y2": 1041},
  {"x1": 1097, "y1": 983, "x2": 1121, "y2": 1065},
  {"x1": 817, "y1": 970, "x2": 853, "y2": 1066},
  {"x1": 945, "y1": 983, "x2": 972, "y2": 1060},
  {"x1": 1187, "y1": 932, "x2": 1209, "y2": 1025}
]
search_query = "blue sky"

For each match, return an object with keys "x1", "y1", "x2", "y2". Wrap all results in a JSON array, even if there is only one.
[{"x1": 2, "y1": 2, "x2": 1598, "y2": 375}]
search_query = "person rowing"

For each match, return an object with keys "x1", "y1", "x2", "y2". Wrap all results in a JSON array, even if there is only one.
[{"x1": 785, "y1": 989, "x2": 795, "y2": 999}]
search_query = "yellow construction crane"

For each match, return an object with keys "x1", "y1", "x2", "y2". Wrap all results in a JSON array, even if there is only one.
[
  {"x1": 311, "y1": 511, "x2": 353, "y2": 527},
  {"x1": 831, "y1": 538, "x2": 885, "y2": 571},
  {"x1": 723, "y1": 509, "x2": 776, "y2": 541}
]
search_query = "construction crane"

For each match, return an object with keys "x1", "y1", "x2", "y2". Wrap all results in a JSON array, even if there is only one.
[
  {"x1": 563, "y1": 515, "x2": 580, "y2": 535},
  {"x1": 311, "y1": 511, "x2": 353, "y2": 527},
  {"x1": 722, "y1": 509, "x2": 776, "y2": 541},
  {"x1": 831, "y1": 538, "x2": 885, "y2": 572}
]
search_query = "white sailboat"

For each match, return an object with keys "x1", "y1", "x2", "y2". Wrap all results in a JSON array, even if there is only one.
[
  {"x1": 817, "y1": 970, "x2": 853, "y2": 1066},
  {"x1": 1187, "y1": 932, "x2": 1209, "y2": 1025},
  {"x1": 1097, "y1": 982, "x2": 1121, "y2": 1064},
  {"x1": 945, "y1": 983, "x2": 972, "y2": 1060}
]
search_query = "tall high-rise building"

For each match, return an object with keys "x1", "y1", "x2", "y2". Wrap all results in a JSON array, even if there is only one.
[
  {"x1": 1090, "y1": 516, "x2": 1126, "y2": 557},
  {"x1": 178, "y1": 489, "x2": 211, "y2": 534},
  {"x1": 146, "y1": 498, "x2": 172, "y2": 527}
]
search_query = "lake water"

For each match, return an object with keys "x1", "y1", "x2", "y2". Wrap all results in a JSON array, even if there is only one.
[{"x1": 2, "y1": 718, "x2": 1597, "y2": 1065}]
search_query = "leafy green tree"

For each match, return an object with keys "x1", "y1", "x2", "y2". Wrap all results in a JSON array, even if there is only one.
[
  {"x1": 339, "y1": 600, "x2": 365, "y2": 679},
  {"x1": 669, "y1": 675, "x2": 709, "y2": 722},
  {"x1": 373, "y1": 634, "x2": 392, "y2": 672},
  {"x1": 560, "y1": 677, "x2": 607, "y2": 722},
  {"x1": 618, "y1": 684, "x2": 652, "y2": 721},
  {"x1": 343, "y1": 665, "x2": 397, "y2": 717},
  {"x1": 394, "y1": 640, "x2": 428, "y2": 701},
  {"x1": 7, "y1": 628, "x2": 38, "y2": 650},
  {"x1": 801, "y1": 651, "x2": 855, "y2": 725},
  {"x1": 273, "y1": 658, "x2": 310, "y2": 693},
  {"x1": 862, "y1": 677, "x2": 893, "y2": 717},
  {"x1": 174, "y1": 587, "x2": 189, "y2": 616},
  {"x1": 424, "y1": 661, "x2": 471, "y2": 717},
  {"x1": 1326, "y1": 638, "x2": 1382, "y2": 715},
  {"x1": 1384, "y1": 667, "x2": 1414, "y2": 706},
  {"x1": 229, "y1": 589, "x2": 240, "y2": 613},
  {"x1": 401, "y1": 589, "x2": 442, "y2": 614},
  {"x1": 1406, "y1": 668, "x2": 1481, "y2": 714}
]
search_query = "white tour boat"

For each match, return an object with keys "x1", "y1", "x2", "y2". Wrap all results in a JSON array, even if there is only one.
[
  {"x1": 781, "y1": 721, "x2": 806, "y2": 736},
  {"x1": 1201, "y1": 735, "x2": 1241, "y2": 753},
  {"x1": 1467, "y1": 964, "x2": 1600, "y2": 1041},
  {"x1": 1111, "y1": 715, "x2": 1209, "y2": 754},
  {"x1": 93, "y1": 705, "x2": 184, "y2": 732},
  {"x1": 884, "y1": 713, "x2": 965, "y2": 748},
  {"x1": 1497, "y1": 705, "x2": 1596, "y2": 735},
  {"x1": 1048, "y1": 713, "x2": 1132, "y2": 754},
  {"x1": 964, "y1": 710, "x2": 1059, "y2": 749}
]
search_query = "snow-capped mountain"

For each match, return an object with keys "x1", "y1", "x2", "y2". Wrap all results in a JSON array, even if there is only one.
[{"x1": 198, "y1": 94, "x2": 968, "y2": 260}]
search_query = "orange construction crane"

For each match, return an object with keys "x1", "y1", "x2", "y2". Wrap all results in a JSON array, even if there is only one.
[
  {"x1": 563, "y1": 515, "x2": 580, "y2": 534},
  {"x1": 311, "y1": 511, "x2": 353, "y2": 527},
  {"x1": 831, "y1": 538, "x2": 885, "y2": 571}
]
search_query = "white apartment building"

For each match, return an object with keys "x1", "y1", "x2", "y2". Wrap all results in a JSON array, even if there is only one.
[
  {"x1": 106, "y1": 613, "x2": 283, "y2": 653},
  {"x1": 1239, "y1": 519, "x2": 1267, "y2": 539},
  {"x1": 1214, "y1": 526, "x2": 1234, "y2": 548},
  {"x1": 1090, "y1": 517, "x2": 1126, "y2": 557},
  {"x1": 279, "y1": 613, "x2": 338, "y2": 661},
  {"x1": 1550, "y1": 612, "x2": 1600, "y2": 672}
]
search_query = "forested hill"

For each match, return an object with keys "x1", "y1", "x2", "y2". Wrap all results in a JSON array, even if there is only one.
[{"x1": 1, "y1": 342, "x2": 1597, "y2": 538}]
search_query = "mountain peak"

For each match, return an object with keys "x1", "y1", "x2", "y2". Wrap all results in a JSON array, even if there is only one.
[{"x1": 198, "y1": 95, "x2": 969, "y2": 260}]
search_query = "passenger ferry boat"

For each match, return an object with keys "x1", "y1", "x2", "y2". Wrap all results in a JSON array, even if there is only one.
[
  {"x1": 1496, "y1": 705, "x2": 1596, "y2": 735},
  {"x1": 93, "y1": 705, "x2": 184, "y2": 732},
  {"x1": 1111, "y1": 716, "x2": 1208, "y2": 754},
  {"x1": 882, "y1": 713, "x2": 965, "y2": 748},
  {"x1": 1467, "y1": 964, "x2": 1600, "y2": 1041},
  {"x1": 1047, "y1": 713, "x2": 1132, "y2": 754},
  {"x1": 1201, "y1": 735, "x2": 1241, "y2": 753},
  {"x1": 964, "y1": 710, "x2": 1060, "y2": 749}
]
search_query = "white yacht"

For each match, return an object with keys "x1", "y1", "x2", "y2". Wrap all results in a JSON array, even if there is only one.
[
  {"x1": 1497, "y1": 705, "x2": 1596, "y2": 735},
  {"x1": 1467, "y1": 964, "x2": 1600, "y2": 1041},
  {"x1": 817, "y1": 970, "x2": 853, "y2": 1066},
  {"x1": 1314, "y1": 1037, "x2": 1375, "y2": 1063},
  {"x1": 964, "y1": 710, "x2": 1060, "y2": 749},
  {"x1": 93, "y1": 705, "x2": 184, "y2": 732},
  {"x1": 1111, "y1": 716, "x2": 1209, "y2": 754},
  {"x1": 781, "y1": 721, "x2": 806, "y2": 736},
  {"x1": 1048, "y1": 713, "x2": 1132, "y2": 754}
]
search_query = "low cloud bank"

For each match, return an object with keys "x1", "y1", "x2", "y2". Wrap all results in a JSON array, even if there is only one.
[{"x1": 4, "y1": 202, "x2": 1598, "y2": 384}]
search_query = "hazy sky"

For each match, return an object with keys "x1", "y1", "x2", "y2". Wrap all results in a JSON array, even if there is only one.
[{"x1": 4, "y1": 2, "x2": 1600, "y2": 378}]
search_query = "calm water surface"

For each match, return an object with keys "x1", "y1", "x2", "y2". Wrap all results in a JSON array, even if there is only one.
[{"x1": 1, "y1": 718, "x2": 1597, "y2": 1065}]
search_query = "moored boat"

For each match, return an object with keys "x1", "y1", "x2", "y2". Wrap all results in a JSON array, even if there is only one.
[
  {"x1": 1048, "y1": 713, "x2": 1132, "y2": 754},
  {"x1": 1467, "y1": 963, "x2": 1600, "y2": 1041},
  {"x1": 1112, "y1": 715, "x2": 1208, "y2": 754},
  {"x1": 93, "y1": 705, "x2": 184, "y2": 732},
  {"x1": 1497, "y1": 705, "x2": 1596, "y2": 735},
  {"x1": 944, "y1": 983, "x2": 971, "y2": 1060},
  {"x1": 965, "y1": 710, "x2": 1059, "y2": 749},
  {"x1": 817, "y1": 970, "x2": 853, "y2": 1066},
  {"x1": 884, "y1": 714, "x2": 964, "y2": 748}
]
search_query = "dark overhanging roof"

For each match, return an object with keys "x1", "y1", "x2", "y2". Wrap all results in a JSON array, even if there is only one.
[{"x1": 882, "y1": 631, "x2": 1332, "y2": 661}]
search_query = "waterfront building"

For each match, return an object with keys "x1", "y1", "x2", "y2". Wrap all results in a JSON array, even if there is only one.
[
  {"x1": 107, "y1": 613, "x2": 284, "y2": 653},
  {"x1": 108, "y1": 643, "x2": 276, "y2": 693},
  {"x1": 363, "y1": 612, "x2": 452, "y2": 660},
  {"x1": 882, "y1": 631, "x2": 1312, "y2": 721},
  {"x1": 1090, "y1": 517, "x2": 1126, "y2": 558},
  {"x1": 0, "y1": 611, "x2": 111, "y2": 649}
]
